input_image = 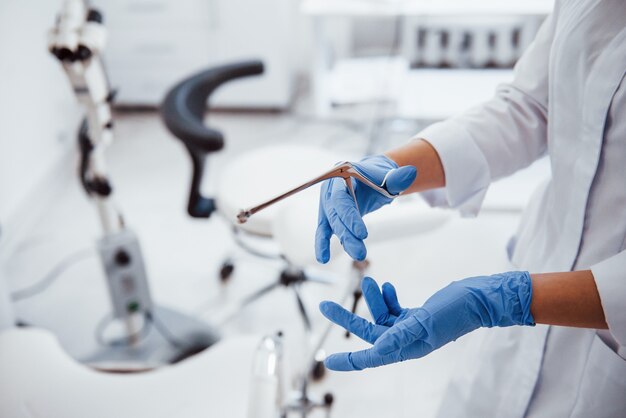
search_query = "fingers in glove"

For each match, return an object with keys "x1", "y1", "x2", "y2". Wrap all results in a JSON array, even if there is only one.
[
  {"x1": 382, "y1": 282, "x2": 404, "y2": 316},
  {"x1": 315, "y1": 194, "x2": 333, "y2": 264},
  {"x1": 362, "y1": 277, "x2": 396, "y2": 326},
  {"x1": 374, "y1": 315, "x2": 427, "y2": 355},
  {"x1": 324, "y1": 348, "x2": 400, "y2": 371},
  {"x1": 328, "y1": 207, "x2": 367, "y2": 261},
  {"x1": 384, "y1": 165, "x2": 418, "y2": 195},
  {"x1": 329, "y1": 178, "x2": 368, "y2": 239},
  {"x1": 319, "y1": 301, "x2": 387, "y2": 344}
]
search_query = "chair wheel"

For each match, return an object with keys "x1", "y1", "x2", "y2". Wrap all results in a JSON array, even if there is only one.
[
  {"x1": 219, "y1": 261, "x2": 234, "y2": 282},
  {"x1": 310, "y1": 359, "x2": 326, "y2": 381}
]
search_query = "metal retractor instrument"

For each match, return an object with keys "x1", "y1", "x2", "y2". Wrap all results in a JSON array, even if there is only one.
[{"x1": 237, "y1": 161, "x2": 400, "y2": 224}]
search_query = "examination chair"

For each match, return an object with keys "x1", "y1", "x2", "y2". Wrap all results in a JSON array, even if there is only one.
[
  {"x1": 161, "y1": 61, "x2": 342, "y2": 333},
  {"x1": 160, "y1": 60, "x2": 451, "y2": 415},
  {"x1": 161, "y1": 60, "x2": 451, "y2": 323}
]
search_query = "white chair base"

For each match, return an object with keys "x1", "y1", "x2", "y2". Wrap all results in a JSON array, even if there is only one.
[{"x1": 0, "y1": 327, "x2": 259, "y2": 418}]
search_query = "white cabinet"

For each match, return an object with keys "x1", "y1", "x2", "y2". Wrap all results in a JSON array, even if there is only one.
[
  {"x1": 96, "y1": 0, "x2": 295, "y2": 108},
  {"x1": 207, "y1": 0, "x2": 296, "y2": 109}
]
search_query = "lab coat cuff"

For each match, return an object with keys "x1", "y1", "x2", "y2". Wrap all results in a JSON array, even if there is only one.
[
  {"x1": 413, "y1": 120, "x2": 491, "y2": 217},
  {"x1": 591, "y1": 251, "x2": 626, "y2": 346}
]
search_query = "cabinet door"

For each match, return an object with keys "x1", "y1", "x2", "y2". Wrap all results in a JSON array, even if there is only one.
[
  {"x1": 95, "y1": 0, "x2": 214, "y2": 29},
  {"x1": 104, "y1": 27, "x2": 213, "y2": 70}
]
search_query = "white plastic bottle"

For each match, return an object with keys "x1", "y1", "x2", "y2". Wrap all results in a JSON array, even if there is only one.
[{"x1": 247, "y1": 333, "x2": 284, "y2": 418}]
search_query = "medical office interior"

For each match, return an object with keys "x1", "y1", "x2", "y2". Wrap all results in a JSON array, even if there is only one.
[{"x1": 0, "y1": 0, "x2": 557, "y2": 417}]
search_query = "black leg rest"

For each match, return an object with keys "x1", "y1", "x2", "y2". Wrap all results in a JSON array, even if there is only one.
[{"x1": 160, "y1": 60, "x2": 264, "y2": 218}]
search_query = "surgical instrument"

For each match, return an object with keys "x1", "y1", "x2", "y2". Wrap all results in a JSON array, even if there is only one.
[{"x1": 237, "y1": 161, "x2": 401, "y2": 224}]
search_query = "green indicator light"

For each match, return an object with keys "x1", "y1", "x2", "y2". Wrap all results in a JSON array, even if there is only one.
[{"x1": 127, "y1": 301, "x2": 140, "y2": 313}]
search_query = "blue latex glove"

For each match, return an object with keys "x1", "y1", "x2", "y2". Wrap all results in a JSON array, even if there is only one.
[
  {"x1": 319, "y1": 274, "x2": 534, "y2": 371},
  {"x1": 316, "y1": 155, "x2": 417, "y2": 263}
]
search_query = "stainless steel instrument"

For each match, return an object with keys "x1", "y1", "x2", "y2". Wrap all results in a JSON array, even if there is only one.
[{"x1": 237, "y1": 161, "x2": 399, "y2": 224}]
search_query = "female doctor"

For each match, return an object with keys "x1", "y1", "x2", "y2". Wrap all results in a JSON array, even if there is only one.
[{"x1": 315, "y1": 1, "x2": 626, "y2": 416}]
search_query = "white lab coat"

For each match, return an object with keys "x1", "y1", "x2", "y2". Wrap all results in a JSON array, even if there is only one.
[{"x1": 416, "y1": 1, "x2": 626, "y2": 416}]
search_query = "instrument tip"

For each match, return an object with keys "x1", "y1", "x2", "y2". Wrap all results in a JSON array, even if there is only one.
[{"x1": 237, "y1": 210, "x2": 250, "y2": 224}]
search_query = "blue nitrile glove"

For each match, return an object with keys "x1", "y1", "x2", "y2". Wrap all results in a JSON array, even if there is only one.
[
  {"x1": 319, "y1": 274, "x2": 534, "y2": 371},
  {"x1": 315, "y1": 155, "x2": 417, "y2": 263}
]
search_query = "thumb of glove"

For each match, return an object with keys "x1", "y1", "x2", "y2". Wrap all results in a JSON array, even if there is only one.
[{"x1": 384, "y1": 165, "x2": 417, "y2": 195}]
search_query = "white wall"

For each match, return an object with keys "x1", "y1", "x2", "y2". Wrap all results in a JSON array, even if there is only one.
[{"x1": 0, "y1": 0, "x2": 81, "y2": 228}]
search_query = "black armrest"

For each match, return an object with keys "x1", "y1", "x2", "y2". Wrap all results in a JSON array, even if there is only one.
[{"x1": 160, "y1": 60, "x2": 264, "y2": 218}]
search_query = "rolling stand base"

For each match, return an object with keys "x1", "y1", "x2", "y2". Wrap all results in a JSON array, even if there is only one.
[
  {"x1": 82, "y1": 306, "x2": 220, "y2": 372},
  {"x1": 282, "y1": 391, "x2": 334, "y2": 418}
]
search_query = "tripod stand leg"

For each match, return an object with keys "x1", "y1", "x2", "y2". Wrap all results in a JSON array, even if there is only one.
[
  {"x1": 293, "y1": 285, "x2": 312, "y2": 332},
  {"x1": 344, "y1": 288, "x2": 363, "y2": 338},
  {"x1": 220, "y1": 282, "x2": 282, "y2": 325}
]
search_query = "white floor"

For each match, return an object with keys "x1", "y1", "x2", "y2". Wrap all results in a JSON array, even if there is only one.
[{"x1": 2, "y1": 107, "x2": 534, "y2": 417}]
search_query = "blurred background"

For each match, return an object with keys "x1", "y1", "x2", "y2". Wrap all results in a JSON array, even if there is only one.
[{"x1": 0, "y1": 1, "x2": 554, "y2": 417}]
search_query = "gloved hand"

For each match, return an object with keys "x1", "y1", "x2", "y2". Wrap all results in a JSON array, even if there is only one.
[
  {"x1": 319, "y1": 273, "x2": 534, "y2": 371},
  {"x1": 316, "y1": 155, "x2": 417, "y2": 263}
]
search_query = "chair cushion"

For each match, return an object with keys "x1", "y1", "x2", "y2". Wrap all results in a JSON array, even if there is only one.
[
  {"x1": 216, "y1": 145, "x2": 340, "y2": 237},
  {"x1": 273, "y1": 195, "x2": 451, "y2": 267}
]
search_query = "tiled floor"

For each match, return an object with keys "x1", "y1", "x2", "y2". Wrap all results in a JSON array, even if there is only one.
[{"x1": 3, "y1": 108, "x2": 525, "y2": 417}]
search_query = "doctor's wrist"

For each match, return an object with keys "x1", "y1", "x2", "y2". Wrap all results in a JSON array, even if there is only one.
[{"x1": 529, "y1": 270, "x2": 608, "y2": 329}]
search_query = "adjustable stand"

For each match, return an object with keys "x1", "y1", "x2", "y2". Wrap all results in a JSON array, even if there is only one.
[
  {"x1": 49, "y1": 0, "x2": 218, "y2": 370},
  {"x1": 277, "y1": 260, "x2": 367, "y2": 417},
  {"x1": 221, "y1": 262, "x2": 333, "y2": 329}
]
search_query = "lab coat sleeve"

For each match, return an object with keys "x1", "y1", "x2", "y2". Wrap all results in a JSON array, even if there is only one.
[
  {"x1": 415, "y1": 5, "x2": 559, "y2": 216},
  {"x1": 591, "y1": 251, "x2": 626, "y2": 347}
]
